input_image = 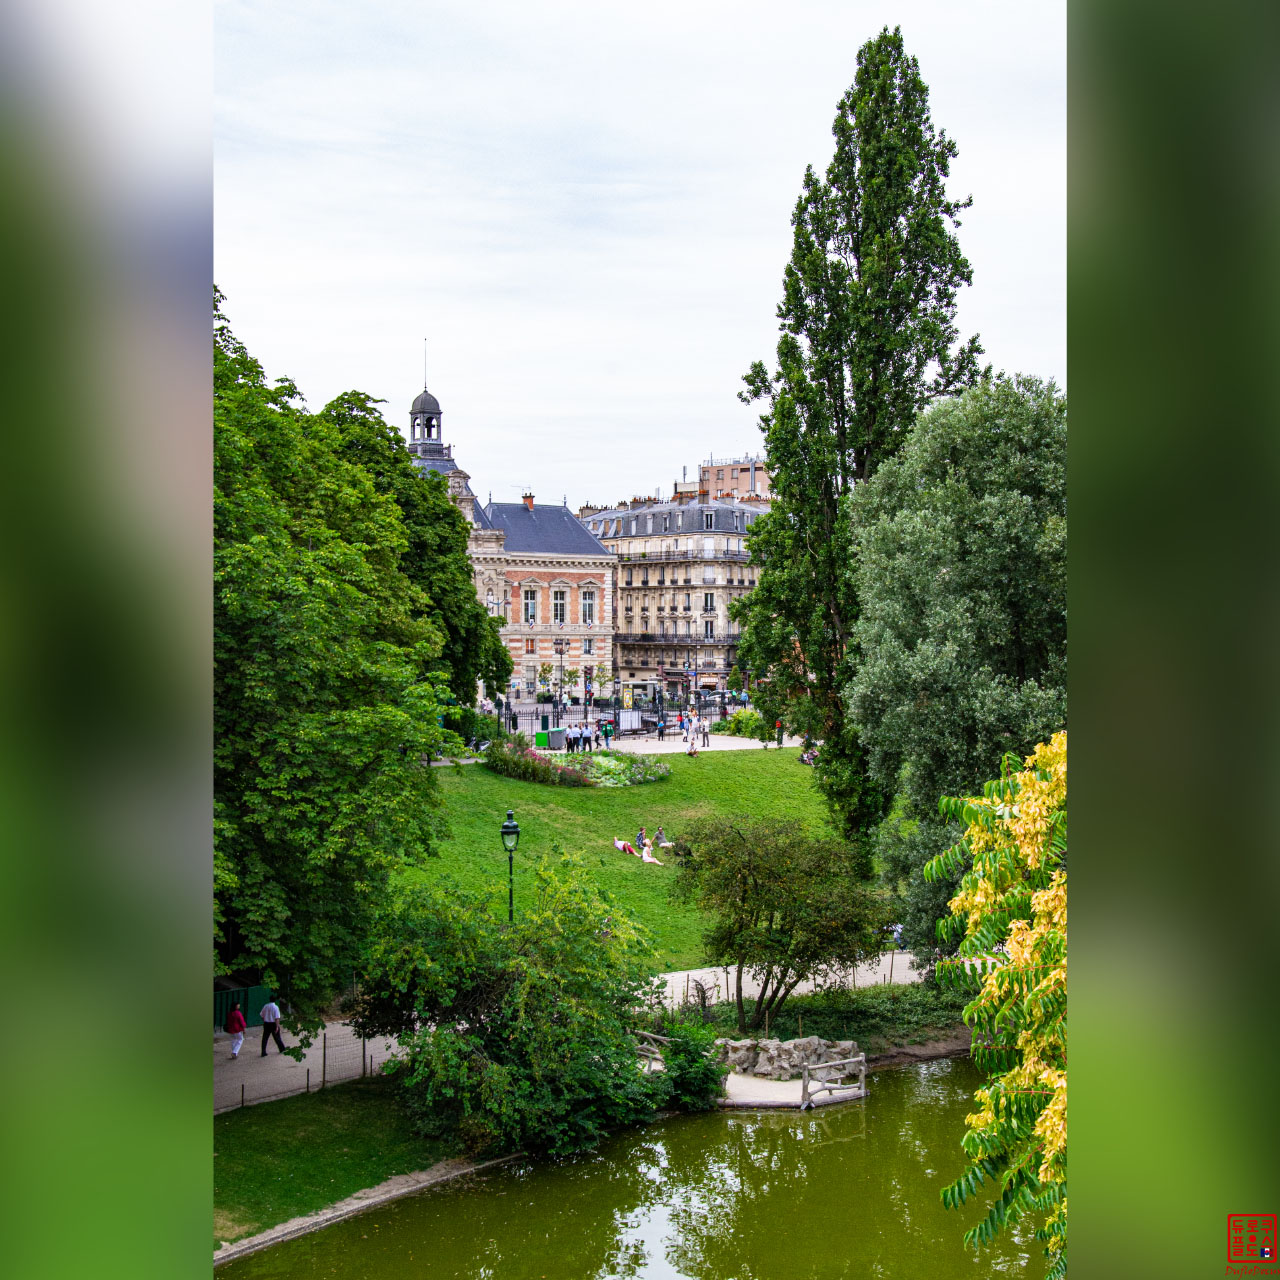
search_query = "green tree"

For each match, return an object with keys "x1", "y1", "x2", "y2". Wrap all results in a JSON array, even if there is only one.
[
  {"x1": 537, "y1": 663, "x2": 553, "y2": 694},
  {"x1": 318, "y1": 391, "x2": 512, "y2": 705},
  {"x1": 733, "y1": 25, "x2": 983, "y2": 850},
  {"x1": 353, "y1": 858, "x2": 670, "y2": 1156},
  {"x1": 927, "y1": 733, "x2": 1067, "y2": 1278},
  {"x1": 847, "y1": 375, "x2": 1066, "y2": 964},
  {"x1": 727, "y1": 665, "x2": 742, "y2": 694},
  {"x1": 671, "y1": 817, "x2": 890, "y2": 1034},
  {"x1": 214, "y1": 294, "x2": 453, "y2": 1034}
]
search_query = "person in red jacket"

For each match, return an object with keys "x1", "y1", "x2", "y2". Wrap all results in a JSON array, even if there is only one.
[{"x1": 225, "y1": 1002, "x2": 246, "y2": 1060}]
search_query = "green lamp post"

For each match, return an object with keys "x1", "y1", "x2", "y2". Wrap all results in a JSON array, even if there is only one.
[{"x1": 501, "y1": 809, "x2": 520, "y2": 923}]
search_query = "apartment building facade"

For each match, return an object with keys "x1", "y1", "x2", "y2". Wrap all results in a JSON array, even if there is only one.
[{"x1": 580, "y1": 496, "x2": 765, "y2": 704}]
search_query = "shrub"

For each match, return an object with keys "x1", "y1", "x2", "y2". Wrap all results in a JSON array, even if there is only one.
[
  {"x1": 660, "y1": 1020, "x2": 728, "y2": 1111},
  {"x1": 355, "y1": 861, "x2": 670, "y2": 1156},
  {"x1": 711, "y1": 708, "x2": 766, "y2": 739}
]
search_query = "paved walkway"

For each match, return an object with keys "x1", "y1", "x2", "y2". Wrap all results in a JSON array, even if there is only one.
[
  {"x1": 656, "y1": 952, "x2": 922, "y2": 1008},
  {"x1": 550, "y1": 731, "x2": 807, "y2": 755},
  {"x1": 214, "y1": 1021, "x2": 400, "y2": 1112}
]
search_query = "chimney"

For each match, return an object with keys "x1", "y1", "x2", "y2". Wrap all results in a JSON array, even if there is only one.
[{"x1": 522, "y1": 492, "x2": 534, "y2": 510}]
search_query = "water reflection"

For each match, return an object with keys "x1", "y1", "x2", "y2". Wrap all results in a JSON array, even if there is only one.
[{"x1": 222, "y1": 1058, "x2": 1043, "y2": 1280}]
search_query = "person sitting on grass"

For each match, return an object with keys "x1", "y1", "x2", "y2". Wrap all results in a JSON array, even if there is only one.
[
  {"x1": 640, "y1": 839, "x2": 664, "y2": 865},
  {"x1": 653, "y1": 825, "x2": 673, "y2": 847}
]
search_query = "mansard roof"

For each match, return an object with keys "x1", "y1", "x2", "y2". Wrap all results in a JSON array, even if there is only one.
[{"x1": 485, "y1": 502, "x2": 612, "y2": 556}]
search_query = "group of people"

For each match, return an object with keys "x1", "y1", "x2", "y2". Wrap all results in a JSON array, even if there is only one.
[
  {"x1": 564, "y1": 721, "x2": 611, "y2": 752},
  {"x1": 222, "y1": 998, "x2": 287, "y2": 1060},
  {"x1": 656, "y1": 711, "x2": 711, "y2": 755},
  {"x1": 614, "y1": 824, "x2": 674, "y2": 865}
]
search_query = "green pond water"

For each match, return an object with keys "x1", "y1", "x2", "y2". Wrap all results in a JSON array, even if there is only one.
[{"x1": 222, "y1": 1057, "x2": 1045, "y2": 1280}]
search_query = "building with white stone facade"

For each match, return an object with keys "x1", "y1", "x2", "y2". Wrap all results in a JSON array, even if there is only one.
[{"x1": 579, "y1": 495, "x2": 767, "y2": 704}]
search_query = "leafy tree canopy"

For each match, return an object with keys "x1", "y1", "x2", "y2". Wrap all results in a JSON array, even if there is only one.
[
  {"x1": 846, "y1": 374, "x2": 1066, "y2": 963},
  {"x1": 317, "y1": 391, "x2": 512, "y2": 704},
  {"x1": 734, "y1": 25, "x2": 983, "y2": 846},
  {"x1": 671, "y1": 817, "x2": 890, "y2": 1035},
  {"x1": 927, "y1": 733, "x2": 1067, "y2": 1279},
  {"x1": 353, "y1": 859, "x2": 670, "y2": 1156},
  {"x1": 214, "y1": 292, "x2": 455, "y2": 1033}
]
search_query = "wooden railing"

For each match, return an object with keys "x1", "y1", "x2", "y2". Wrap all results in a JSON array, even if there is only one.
[
  {"x1": 799, "y1": 1054, "x2": 867, "y2": 1110},
  {"x1": 632, "y1": 1029, "x2": 672, "y2": 1069}
]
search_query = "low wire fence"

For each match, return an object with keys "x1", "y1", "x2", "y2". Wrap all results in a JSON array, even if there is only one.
[{"x1": 213, "y1": 1026, "x2": 401, "y2": 1114}]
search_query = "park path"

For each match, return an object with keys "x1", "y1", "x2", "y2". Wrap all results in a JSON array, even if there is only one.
[{"x1": 655, "y1": 951, "x2": 921, "y2": 1010}]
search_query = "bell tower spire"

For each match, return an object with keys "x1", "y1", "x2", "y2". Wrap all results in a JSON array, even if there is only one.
[{"x1": 408, "y1": 340, "x2": 444, "y2": 459}]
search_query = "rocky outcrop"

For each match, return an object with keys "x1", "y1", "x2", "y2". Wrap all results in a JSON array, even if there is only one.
[{"x1": 712, "y1": 1035, "x2": 861, "y2": 1081}]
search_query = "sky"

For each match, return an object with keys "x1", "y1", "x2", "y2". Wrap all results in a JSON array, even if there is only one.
[{"x1": 215, "y1": 0, "x2": 1064, "y2": 508}]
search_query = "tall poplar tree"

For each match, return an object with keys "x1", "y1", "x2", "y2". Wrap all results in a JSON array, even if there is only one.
[{"x1": 734, "y1": 26, "x2": 983, "y2": 843}]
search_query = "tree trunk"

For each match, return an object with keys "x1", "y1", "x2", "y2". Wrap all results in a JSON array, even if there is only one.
[{"x1": 734, "y1": 961, "x2": 747, "y2": 1035}]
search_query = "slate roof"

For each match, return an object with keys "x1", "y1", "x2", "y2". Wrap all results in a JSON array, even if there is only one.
[
  {"x1": 583, "y1": 497, "x2": 762, "y2": 538},
  {"x1": 485, "y1": 502, "x2": 612, "y2": 556}
]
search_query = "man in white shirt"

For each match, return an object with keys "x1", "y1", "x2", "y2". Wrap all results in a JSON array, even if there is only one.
[{"x1": 259, "y1": 999, "x2": 286, "y2": 1056}]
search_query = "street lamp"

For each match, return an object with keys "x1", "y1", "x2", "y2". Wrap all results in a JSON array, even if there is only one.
[
  {"x1": 500, "y1": 809, "x2": 520, "y2": 923},
  {"x1": 552, "y1": 637, "x2": 569, "y2": 728}
]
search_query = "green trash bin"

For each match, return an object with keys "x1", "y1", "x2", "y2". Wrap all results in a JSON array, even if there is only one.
[{"x1": 535, "y1": 731, "x2": 549, "y2": 748}]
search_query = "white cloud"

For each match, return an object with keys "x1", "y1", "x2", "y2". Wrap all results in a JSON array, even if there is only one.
[{"x1": 216, "y1": 0, "x2": 1065, "y2": 504}]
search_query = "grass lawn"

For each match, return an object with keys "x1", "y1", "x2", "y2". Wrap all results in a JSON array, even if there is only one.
[
  {"x1": 213, "y1": 1077, "x2": 457, "y2": 1249},
  {"x1": 416, "y1": 747, "x2": 833, "y2": 971}
]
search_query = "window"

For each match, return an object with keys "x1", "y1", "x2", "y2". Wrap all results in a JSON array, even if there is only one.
[
  {"x1": 523, "y1": 588, "x2": 537, "y2": 624},
  {"x1": 630, "y1": 518, "x2": 637, "y2": 535},
  {"x1": 717, "y1": 470, "x2": 724, "y2": 483},
  {"x1": 641, "y1": 570, "x2": 649, "y2": 586},
  {"x1": 524, "y1": 638, "x2": 536, "y2": 655},
  {"x1": 704, "y1": 592, "x2": 715, "y2": 611},
  {"x1": 524, "y1": 664, "x2": 536, "y2": 695},
  {"x1": 646, "y1": 515, "x2": 653, "y2": 533},
  {"x1": 704, "y1": 512, "x2": 714, "y2": 530},
  {"x1": 684, "y1": 620, "x2": 692, "y2": 636},
  {"x1": 731, "y1": 468, "x2": 738, "y2": 480},
  {"x1": 704, "y1": 619, "x2": 715, "y2": 639},
  {"x1": 662, "y1": 514, "x2": 669, "y2": 532},
  {"x1": 657, "y1": 567, "x2": 665, "y2": 585},
  {"x1": 552, "y1": 590, "x2": 566, "y2": 624},
  {"x1": 581, "y1": 590, "x2": 595, "y2": 625},
  {"x1": 583, "y1": 637, "x2": 594, "y2": 655},
  {"x1": 625, "y1": 568, "x2": 633, "y2": 585},
  {"x1": 684, "y1": 593, "x2": 691, "y2": 609}
]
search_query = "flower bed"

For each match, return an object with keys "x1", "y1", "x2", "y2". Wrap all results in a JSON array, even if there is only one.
[
  {"x1": 481, "y1": 737, "x2": 591, "y2": 787},
  {"x1": 482, "y1": 739, "x2": 669, "y2": 788},
  {"x1": 563, "y1": 750, "x2": 671, "y2": 788}
]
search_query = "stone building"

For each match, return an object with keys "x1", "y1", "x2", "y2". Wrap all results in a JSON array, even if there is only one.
[
  {"x1": 580, "y1": 496, "x2": 765, "y2": 704},
  {"x1": 699, "y1": 454, "x2": 772, "y2": 501},
  {"x1": 404, "y1": 377, "x2": 614, "y2": 706}
]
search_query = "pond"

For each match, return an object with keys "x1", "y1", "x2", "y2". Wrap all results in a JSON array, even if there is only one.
[{"x1": 221, "y1": 1056, "x2": 1045, "y2": 1279}]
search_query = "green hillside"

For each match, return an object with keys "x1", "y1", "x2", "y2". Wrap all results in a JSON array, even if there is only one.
[{"x1": 407, "y1": 747, "x2": 833, "y2": 971}]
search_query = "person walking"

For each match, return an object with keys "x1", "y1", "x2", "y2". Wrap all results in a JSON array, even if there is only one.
[
  {"x1": 657, "y1": 716, "x2": 665, "y2": 742},
  {"x1": 225, "y1": 1002, "x2": 246, "y2": 1060},
  {"x1": 603, "y1": 719, "x2": 613, "y2": 748},
  {"x1": 594, "y1": 722, "x2": 603, "y2": 750},
  {"x1": 701, "y1": 717, "x2": 710, "y2": 748},
  {"x1": 259, "y1": 998, "x2": 286, "y2": 1056},
  {"x1": 583, "y1": 721, "x2": 593, "y2": 753}
]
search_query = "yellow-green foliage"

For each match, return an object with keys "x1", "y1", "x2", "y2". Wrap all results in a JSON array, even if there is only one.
[{"x1": 926, "y1": 731, "x2": 1066, "y2": 1279}]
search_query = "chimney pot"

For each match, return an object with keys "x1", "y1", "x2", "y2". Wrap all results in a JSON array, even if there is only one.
[{"x1": 522, "y1": 492, "x2": 535, "y2": 510}]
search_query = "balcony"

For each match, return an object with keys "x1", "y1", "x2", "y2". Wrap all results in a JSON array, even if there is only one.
[
  {"x1": 615, "y1": 549, "x2": 750, "y2": 563},
  {"x1": 617, "y1": 632, "x2": 739, "y2": 646}
]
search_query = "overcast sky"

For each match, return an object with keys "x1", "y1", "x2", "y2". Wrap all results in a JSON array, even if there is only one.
[{"x1": 215, "y1": 0, "x2": 1064, "y2": 508}]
